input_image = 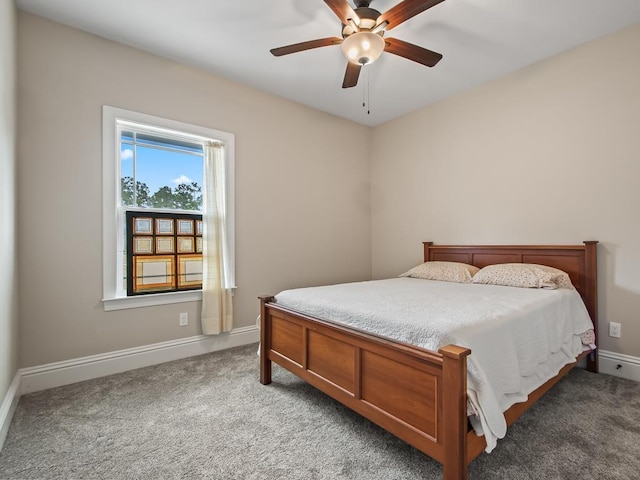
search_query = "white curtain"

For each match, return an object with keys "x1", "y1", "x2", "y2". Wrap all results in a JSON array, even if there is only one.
[{"x1": 201, "y1": 141, "x2": 233, "y2": 335}]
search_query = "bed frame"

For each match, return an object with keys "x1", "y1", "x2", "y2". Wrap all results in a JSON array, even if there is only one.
[{"x1": 259, "y1": 241, "x2": 598, "y2": 480}]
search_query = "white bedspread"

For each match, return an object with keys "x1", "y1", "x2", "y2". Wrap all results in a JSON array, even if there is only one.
[{"x1": 274, "y1": 277, "x2": 594, "y2": 452}]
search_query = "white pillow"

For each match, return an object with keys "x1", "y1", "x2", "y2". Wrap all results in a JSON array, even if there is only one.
[
  {"x1": 400, "y1": 261, "x2": 479, "y2": 284},
  {"x1": 472, "y1": 263, "x2": 573, "y2": 289}
]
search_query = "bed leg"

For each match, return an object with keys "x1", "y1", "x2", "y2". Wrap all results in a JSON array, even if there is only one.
[
  {"x1": 260, "y1": 350, "x2": 272, "y2": 385},
  {"x1": 442, "y1": 463, "x2": 467, "y2": 480},
  {"x1": 586, "y1": 349, "x2": 598, "y2": 373},
  {"x1": 259, "y1": 296, "x2": 274, "y2": 385},
  {"x1": 440, "y1": 345, "x2": 471, "y2": 480},
  {"x1": 583, "y1": 240, "x2": 598, "y2": 373}
]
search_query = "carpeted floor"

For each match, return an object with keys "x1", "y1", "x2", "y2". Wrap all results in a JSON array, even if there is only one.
[{"x1": 0, "y1": 343, "x2": 639, "y2": 479}]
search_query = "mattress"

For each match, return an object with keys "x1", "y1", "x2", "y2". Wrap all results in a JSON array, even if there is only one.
[{"x1": 274, "y1": 277, "x2": 595, "y2": 452}]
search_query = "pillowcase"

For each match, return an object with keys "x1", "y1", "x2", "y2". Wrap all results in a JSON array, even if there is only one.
[
  {"x1": 579, "y1": 329, "x2": 596, "y2": 349},
  {"x1": 471, "y1": 263, "x2": 574, "y2": 290},
  {"x1": 400, "y1": 261, "x2": 479, "y2": 284}
]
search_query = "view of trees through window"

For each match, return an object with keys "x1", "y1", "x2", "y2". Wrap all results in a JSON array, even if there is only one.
[
  {"x1": 121, "y1": 176, "x2": 202, "y2": 210},
  {"x1": 120, "y1": 129, "x2": 204, "y2": 211}
]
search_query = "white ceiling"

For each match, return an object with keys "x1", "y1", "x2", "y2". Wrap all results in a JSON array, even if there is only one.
[{"x1": 15, "y1": 0, "x2": 640, "y2": 126}]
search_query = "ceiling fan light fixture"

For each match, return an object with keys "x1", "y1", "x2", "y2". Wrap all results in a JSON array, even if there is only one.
[
  {"x1": 341, "y1": 31, "x2": 385, "y2": 65},
  {"x1": 271, "y1": 0, "x2": 446, "y2": 89}
]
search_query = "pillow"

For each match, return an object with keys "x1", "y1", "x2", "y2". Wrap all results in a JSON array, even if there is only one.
[
  {"x1": 400, "y1": 261, "x2": 479, "y2": 284},
  {"x1": 471, "y1": 263, "x2": 574, "y2": 290},
  {"x1": 579, "y1": 329, "x2": 596, "y2": 348}
]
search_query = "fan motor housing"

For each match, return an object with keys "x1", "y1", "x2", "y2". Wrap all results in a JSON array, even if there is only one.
[
  {"x1": 354, "y1": 7, "x2": 381, "y2": 23},
  {"x1": 342, "y1": 7, "x2": 381, "y2": 37}
]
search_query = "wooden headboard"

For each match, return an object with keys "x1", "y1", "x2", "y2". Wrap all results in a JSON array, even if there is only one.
[{"x1": 424, "y1": 241, "x2": 598, "y2": 369}]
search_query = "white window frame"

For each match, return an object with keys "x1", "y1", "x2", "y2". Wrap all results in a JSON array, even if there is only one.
[{"x1": 102, "y1": 106, "x2": 235, "y2": 311}]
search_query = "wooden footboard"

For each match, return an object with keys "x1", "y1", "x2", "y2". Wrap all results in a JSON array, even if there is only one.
[{"x1": 260, "y1": 296, "x2": 471, "y2": 479}]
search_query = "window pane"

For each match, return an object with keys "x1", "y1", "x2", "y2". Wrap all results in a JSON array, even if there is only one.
[
  {"x1": 119, "y1": 129, "x2": 204, "y2": 210},
  {"x1": 136, "y1": 145, "x2": 203, "y2": 211}
]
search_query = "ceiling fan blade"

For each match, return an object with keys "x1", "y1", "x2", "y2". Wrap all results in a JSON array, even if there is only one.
[
  {"x1": 342, "y1": 62, "x2": 362, "y2": 88},
  {"x1": 377, "y1": 0, "x2": 446, "y2": 31},
  {"x1": 384, "y1": 37, "x2": 442, "y2": 67},
  {"x1": 270, "y1": 37, "x2": 343, "y2": 57},
  {"x1": 324, "y1": 0, "x2": 360, "y2": 25}
]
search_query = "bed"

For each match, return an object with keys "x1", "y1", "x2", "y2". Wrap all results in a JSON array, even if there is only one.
[{"x1": 259, "y1": 242, "x2": 598, "y2": 480}]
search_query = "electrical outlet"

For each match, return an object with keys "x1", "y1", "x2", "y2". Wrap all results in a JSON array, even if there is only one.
[
  {"x1": 179, "y1": 312, "x2": 189, "y2": 327},
  {"x1": 609, "y1": 322, "x2": 621, "y2": 338}
]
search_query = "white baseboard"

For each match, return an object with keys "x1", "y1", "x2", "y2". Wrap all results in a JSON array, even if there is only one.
[
  {"x1": 0, "y1": 372, "x2": 21, "y2": 452},
  {"x1": 20, "y1": 326, "x2": 259, "y2": 395},
  {"x1": 599, "y1": 350, "x2": 640, "y2": 382}
]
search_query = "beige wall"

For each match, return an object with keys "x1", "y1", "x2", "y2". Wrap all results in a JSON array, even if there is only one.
[
  {"x1": 15, "y1": 11, "x2": 640, "y2": 368},
  {"x1": 17, "y1": 13, "x2": 371, "y2": 367},
  {"x1": 371, "y1": 23, "x2": 640, "y2": 357},
  {"x1": 0, "y1": 0, "x2": 18, "y2": 402}
]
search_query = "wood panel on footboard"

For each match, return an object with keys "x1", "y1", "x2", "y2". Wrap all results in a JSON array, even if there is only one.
[{"x1": 259, "y1": 241, "x2": 598, "y2": 480}]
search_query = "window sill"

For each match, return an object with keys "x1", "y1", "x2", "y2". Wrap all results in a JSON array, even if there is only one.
[{"x1": 103, "y1": 290, "x2": 203, "y2": 311}]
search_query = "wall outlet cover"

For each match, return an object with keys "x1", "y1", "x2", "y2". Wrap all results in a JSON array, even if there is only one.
[{"x1": 608, "y1": 322, "x2": 621, "y2": 338}]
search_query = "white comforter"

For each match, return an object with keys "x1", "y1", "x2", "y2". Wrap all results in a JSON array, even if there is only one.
[{"x1": 274, "y1": 277, "x2": 594, "y2": 452}]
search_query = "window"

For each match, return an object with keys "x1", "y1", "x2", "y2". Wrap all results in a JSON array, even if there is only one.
[{"x1": 102, "y1": 106, "x2": 235, "y2": 311}]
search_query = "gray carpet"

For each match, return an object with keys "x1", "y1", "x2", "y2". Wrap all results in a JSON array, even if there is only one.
[{"x1": 0, "y1": 343, "x2": 639, "y2": 479}]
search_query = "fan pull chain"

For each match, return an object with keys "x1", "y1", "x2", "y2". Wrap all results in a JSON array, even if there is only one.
[
  {"x1": 361, "y1": 66, "x2": 372, "y2": 115},
  {"x1": 362, "y1": 67, "x2": 366, "y2": 108},
  {"x1": 367, "y1": 69, "x2": 371, "y2": 115}
]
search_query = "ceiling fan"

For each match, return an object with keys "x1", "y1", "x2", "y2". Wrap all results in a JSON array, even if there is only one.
[{"x1": 270, "y1": 0, "x2": 446, "y2": 88}]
